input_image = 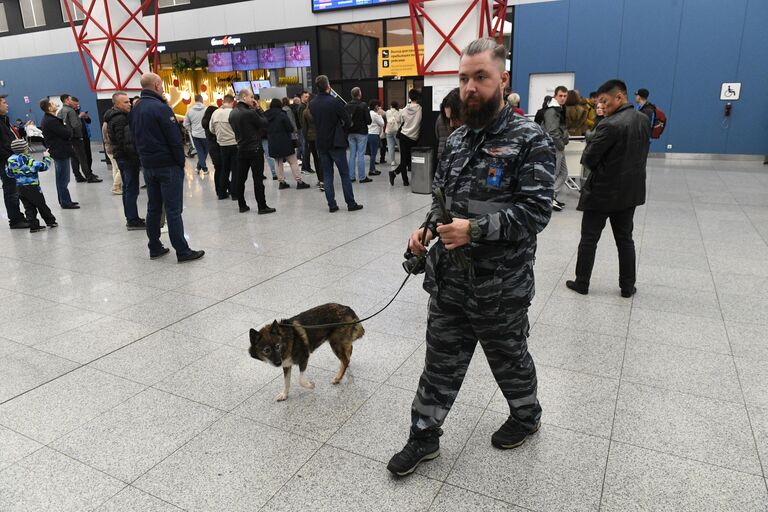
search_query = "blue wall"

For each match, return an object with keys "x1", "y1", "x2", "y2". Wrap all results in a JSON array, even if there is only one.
[
  {"x1": 0, "y1": 52, "x2": 101, "y2": 141},
  {"x1": 512, "y1": 0, "x2": 768, "y2": 155}
]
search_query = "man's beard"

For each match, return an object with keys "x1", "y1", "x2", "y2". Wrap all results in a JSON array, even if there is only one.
[{"x1": 461, "y1": 88, "x2": 502, "y2": 129}]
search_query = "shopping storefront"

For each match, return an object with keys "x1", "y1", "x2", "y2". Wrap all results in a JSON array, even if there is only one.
[{"x1": 150, "y1": 26, "x2": 318, "y2": 117}]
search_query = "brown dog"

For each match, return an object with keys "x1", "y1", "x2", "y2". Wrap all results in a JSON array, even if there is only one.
[{"x1": 249, "y1": 303, "x2": 365, "y2": 401}]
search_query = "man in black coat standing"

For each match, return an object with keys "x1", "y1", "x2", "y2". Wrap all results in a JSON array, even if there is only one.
[
  {"x1": 40, "y1": 98, "x2": 79, "y2": 209},
  {"x1": 0, "y1": 94, "x2": 28, "y2": 228},
  {"x1": 566, "y1": 79, "x2": 650, "y2": 298},
  {"x1": 308, "y1": 75, "x2": 362, "y2": 213},
  {"x1": 106, "y1": 92, "x2": 145, "y2": 230},
  {"x1": 228, "y1": 88, "x2": 276, "y2": 215}
]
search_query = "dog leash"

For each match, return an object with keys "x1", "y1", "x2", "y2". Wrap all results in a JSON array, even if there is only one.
[
  {"x1": 277, "y1": 269, "x2": 415, "y2": 330},
  {"x1": 276, "y1": 221, "x2": 435, "y2": 330}
]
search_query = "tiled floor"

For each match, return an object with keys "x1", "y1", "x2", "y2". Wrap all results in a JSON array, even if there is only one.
[{"x1": 1, "y1": 150, "x2": 767, "y2": 511}]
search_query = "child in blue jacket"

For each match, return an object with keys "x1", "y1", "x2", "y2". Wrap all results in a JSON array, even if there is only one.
[{"x1": 6, "y1": 138, "x2": 57, "y2": 232}]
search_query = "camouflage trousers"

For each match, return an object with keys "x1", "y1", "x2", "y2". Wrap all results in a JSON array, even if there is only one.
[{"x1": 410, "y1": 278, "x2": 542, "y2": 438}]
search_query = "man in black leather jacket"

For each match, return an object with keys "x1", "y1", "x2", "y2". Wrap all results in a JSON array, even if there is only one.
[
  {"x1": 228, "y1": 89, "x2": 275, "y2": 215},
  {"x1": 566, "y1": 79, "x2": 651, "y2": 298},
  {"x1": 106, "y1": 92, "x2": 144, "y2": 230}
]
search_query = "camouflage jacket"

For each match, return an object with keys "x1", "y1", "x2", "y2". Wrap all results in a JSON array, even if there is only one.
[{"x1": 423, "y1": 105, "x2": 556, "y2": 308}]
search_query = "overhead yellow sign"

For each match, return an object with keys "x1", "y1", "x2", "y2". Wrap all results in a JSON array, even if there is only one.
[{"x1": 378, "y1": 45, "x2": 423, "y2": 77}]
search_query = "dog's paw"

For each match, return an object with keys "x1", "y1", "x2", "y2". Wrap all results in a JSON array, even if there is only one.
[
  {"x1": 300, "y1": 379, "x2": 315, "y2": 389},
  {"x1": 275, "y1": 392, "x2": 288, "y2": 401},
  {"x1": 331, "y1": 377, "x2": 341, "y2": 385}
]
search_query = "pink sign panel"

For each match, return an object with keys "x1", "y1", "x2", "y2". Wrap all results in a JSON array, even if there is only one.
[
  {"x1": 207, "y1": 52, "x2": 233, "y2": 72},
  {"x1": 232, "y1": 50, "x2": 259, "y2": 71},
  {"x1": 285, "y1": 44, "x2": 311, "y2": 67},
  {"x1": 258, "y1": 47, "x2": 286, "y2": 69}
]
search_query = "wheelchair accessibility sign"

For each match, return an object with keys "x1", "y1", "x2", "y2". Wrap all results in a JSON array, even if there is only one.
[{"x1": 720, "y1": 83, "x2": 741, "y2": 101}]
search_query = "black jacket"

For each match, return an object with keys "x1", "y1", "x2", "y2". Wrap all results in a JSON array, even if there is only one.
[
  {"x1": 202, "y1": 105, "x2": 218, "y2": 145},
  {"x1": 129, "y1": 89, "x2": 185, "y2": 169},
  {"x1": 105, "y1": 108, "x2": 139, "y2": 164},
  {"x1": 265, "y1": 107, "x2": 295, "y2": 159},
  {"x1": 308, "y1": 92, "x2": 352, "y2": 152},
  {"x1": 578, "y1": 103, "x2": 651, "y2": 212},
  {"x1": 40, "y1": 113, "x2": 74, "y2": 160},
  {"x1": 0, "y1": 115, "x2": 16, "y2": 163},
  {"x1": 229, "y1": 102, "x2": 267, "y2": 156},
  {"x1": 345, "y1": 99, "x2": 372, "y2": 135}
]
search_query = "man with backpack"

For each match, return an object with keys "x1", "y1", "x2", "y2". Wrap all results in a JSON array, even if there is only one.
[
  {"x1": 541, "y1": 86, "x2": 569, "y2": 211},
  {"x1": 635, "y1": 88, "x2": 667, "y2": 139}
]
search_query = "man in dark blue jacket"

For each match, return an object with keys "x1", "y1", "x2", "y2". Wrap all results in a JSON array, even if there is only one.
[
  {"x1": 308, "y1": 76, "x2": 363, "y2": 213},
  {"x1": 130, "y1": 73, "x2": 204, "y2": 262}
]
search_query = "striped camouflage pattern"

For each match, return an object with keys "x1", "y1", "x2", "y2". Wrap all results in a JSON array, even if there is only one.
[{"x1": 410, "y1": 104, "x2": 555, "y2": 438}]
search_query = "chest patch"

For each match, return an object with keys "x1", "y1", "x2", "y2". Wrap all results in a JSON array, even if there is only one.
[{"x1": 486, "y1": 165, "x2": 504, "y2": 188}]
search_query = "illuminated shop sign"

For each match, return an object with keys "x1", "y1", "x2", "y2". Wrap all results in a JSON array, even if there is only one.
[{"x1": 211, "y1": 36, "x2": 242, "y2": 47}]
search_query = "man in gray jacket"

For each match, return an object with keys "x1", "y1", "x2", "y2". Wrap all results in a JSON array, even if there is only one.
[
  {"x1": 542, "y1": 86, "x2": 568, "y2": 211},
  {"x1": 58, "y1": 94, "x2": 101, "y2": 183},
  {"x1": 184, "y1": 95, "x2": 209, "y2": 175}
]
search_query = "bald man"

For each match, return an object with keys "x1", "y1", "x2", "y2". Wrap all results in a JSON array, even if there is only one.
[{"x1": 129, "y1": 73, "x2": 204, "y2": 262}]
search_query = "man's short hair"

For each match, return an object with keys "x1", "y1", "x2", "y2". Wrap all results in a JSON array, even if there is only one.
[
  {"x1": 111, "y1": 92, "x2": 127, "y2": 104},
  {"x1": 39, "y1": 98, "x2": 52, "y2": 113},
  {"x1": 194, "y1": 94, "x2": 203, "y2": 103},
  {"x1": 597, "y1": 79, "x2": 628, "y2": 96},
  {"x1": 461, "y1": 38, "x2": 507, "y2": 71},
  {"x1": 635, "y1": 88, "x2": 649, "y2": 99},
  {"x1": 554, "y1": 86, "x2": 568, "y2": 95},
  {"x1": 70, "y1": 96, "x2": 80, "y2": 103},
  {"x1": 507, "y1": 92, "x2": 520, "y2": 107},
  {"x1": 60, "y1": 94, "x2": 70, "y2": 103},
  {"x1": 315, "y1": 75, "x2": 330, "y2": 92},
  {"x1": 223, "y1": 94, "x2": 235, "y2": 103},
  {"x1": 237, "y1": 88, "x2": 253, "y2": 101},
  {"x1": 408, "y1": 88, "x2": 421, "y2": 102},
  {"x1": 589, "y1": 91, "x2": 598, "y2": 99},
  {"x1": 350, "y1": 87, "x2": 361, "y2": 99}
]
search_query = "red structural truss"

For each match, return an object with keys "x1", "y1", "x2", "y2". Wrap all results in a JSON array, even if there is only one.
[
  {"x1": 63, "y1": 0, "x2": 159, "y2": 92},
  {"x1": 408, "y1": 0, "x2": 507, "y2": 76}
]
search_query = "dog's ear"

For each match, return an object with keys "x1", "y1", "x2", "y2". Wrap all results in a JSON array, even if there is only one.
[
  {"x1": 271, "y1": 319, "x2": 280, "y2": 332},
  {"x1": 249, "y1": 328, "x2": 259, "y2": 345}
]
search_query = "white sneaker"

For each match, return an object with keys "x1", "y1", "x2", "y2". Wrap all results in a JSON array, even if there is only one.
[
  {"x1": 390, "y1": 161, "x2": 397, "y2": 166},
  {"x1": 160, "y1": 225, "x2": 169, "y2": 233}
]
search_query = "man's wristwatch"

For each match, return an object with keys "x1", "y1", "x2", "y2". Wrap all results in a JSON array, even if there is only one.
[{"x1": 468, "y1": 219, "x2": 482, "y2": 241}]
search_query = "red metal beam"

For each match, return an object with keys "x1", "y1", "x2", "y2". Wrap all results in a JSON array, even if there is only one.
[
  {"x1": 65, "y1": 0, "x2": 159, "y2": 92},
  {"x1": 408, "y1": 0, "x2": 508, "y2": 76}
]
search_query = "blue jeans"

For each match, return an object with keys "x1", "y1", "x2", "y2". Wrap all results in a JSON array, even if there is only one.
[
  {"x1": 53, "y1": 158, "x2": 74, "y2": 207},
  {"x1": 367, "y1": 134, "x2": 380, "y2": 173},
  {"x1": 347, "y1": 133, "x2": 367, "y2": 180},
  {"x1": 296, "y1": 131, "x2": 305, "y2": 161},
  {"x1": 262, "y1": 139, "x2": 276, "y2": 177},
  {"x1": 192, "y1": 137, "x2": 208, "y2": 171},
  {"x1": 320, "y1": 148, "x2": 357, "y2": 209},
  {"x1": 116, "y1": 158, "x2": 140, "y2": 223},
  {"x1": 143, "y1": 166, "x2": 191, "y2": 257},
  {"x1": 386, "y1": 133, "x2": 398, "y2": 164}
]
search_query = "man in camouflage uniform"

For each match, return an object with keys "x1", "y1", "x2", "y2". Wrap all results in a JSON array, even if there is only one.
[{"x1": 387, "y1": 38, "x2": 556, "y2": 477}]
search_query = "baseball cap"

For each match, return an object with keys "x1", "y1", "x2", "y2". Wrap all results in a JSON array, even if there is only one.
[{"x1": 635, "y1": 88, "x2": 649, "y2": 99}]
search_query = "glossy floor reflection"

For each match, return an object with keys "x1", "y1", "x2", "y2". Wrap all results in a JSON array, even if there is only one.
[{"x1": 1, "y1": 150, "x2": 767, "y2": 511}]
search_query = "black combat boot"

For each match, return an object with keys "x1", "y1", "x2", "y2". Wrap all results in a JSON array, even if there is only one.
[
  {"x1": 387, "y1": 429, "x2": 441, "y2": 476},
  {"x1": 491, "y1": 418, "x2": 540, "y2": 450}
]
